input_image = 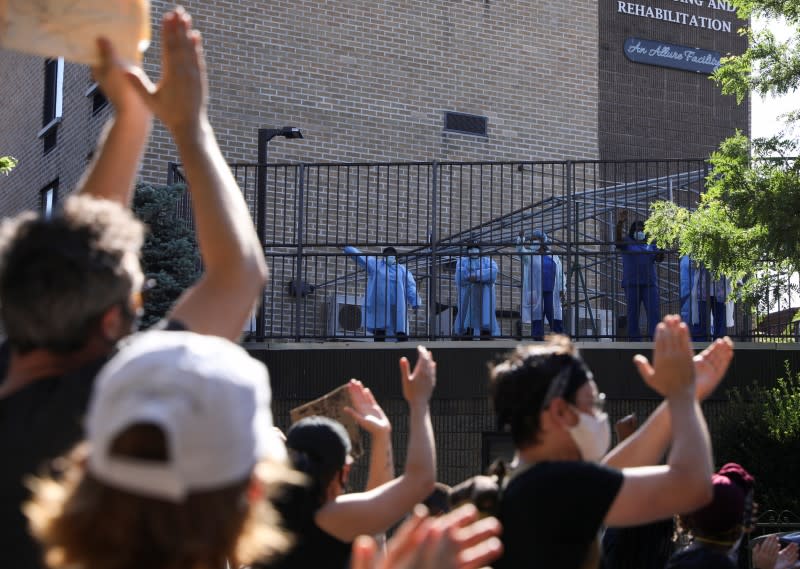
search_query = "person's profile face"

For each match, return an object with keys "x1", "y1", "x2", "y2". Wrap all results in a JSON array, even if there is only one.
[{"x1": 571, "y1": 379, "x2": 605, "y2": 418}]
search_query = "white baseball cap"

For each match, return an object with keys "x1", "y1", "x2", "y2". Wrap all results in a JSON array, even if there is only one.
[{"x1": 87, "y1": 330, "x2": 286, "y2": 502}]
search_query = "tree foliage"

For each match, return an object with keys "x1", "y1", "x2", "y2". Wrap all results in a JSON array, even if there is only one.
[
  {"x1": 132, "y1": 183, "x2": 200, "y2": 328},
  {"x1": 713, "y1": 362, "x2": 800, "y2": 514},
  {"x1": 646, "y1": 1, "x2": 800, "y2": 310},
  {"x1": 646, "y1": 133, "x2": 800, "y2": 309},
  {"x1": 0, "y1": 156, "x2": 17, "y2": 175}
]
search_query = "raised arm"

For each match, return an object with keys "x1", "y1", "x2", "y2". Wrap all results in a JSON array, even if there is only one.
[
  {"x1": 604, "y1": 316, "x2": 714, "y2": 527},
  {"x1": 344, "y1": 380, "x2": 395, "y2": 491},
  {"x1": 602, "y1": 336, "x2": 732, "y2": 469},
  {"x1": 126, "y1": 9, "x2": 267, "y2": 339},
  {"x1": 316, "y1": 346, "x2": 437, "y2": 541},
  {"x1": 344, "y1": 246, "x2": 372, "y2": 272},
  {"x1": 77, "y1": 38, "x2": 152, "y2": 204}
]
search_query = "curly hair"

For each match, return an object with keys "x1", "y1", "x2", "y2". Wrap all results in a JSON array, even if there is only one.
[
  {"x1": 25, "y1": 424, "x2": 292, "y2": 569},
  {"x1": 489, "y1": 335, "x2": 592, "y2": 447},
  {"x1": 0, "y1": 196, "x2": 145, "y2": 353}
]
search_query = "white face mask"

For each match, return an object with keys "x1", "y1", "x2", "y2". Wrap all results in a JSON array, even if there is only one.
[
  {"x1": 634, "y1": 231, "x2": 646, "y2": 241},
  {"x1": 568, "y1": 407, "x2": 611, "y2": 462}
]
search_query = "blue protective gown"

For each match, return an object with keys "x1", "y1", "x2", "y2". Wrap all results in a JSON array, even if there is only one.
[
  {"x1": 679, "y1": 255, "x2": 695, "y2": 325},
  {"x1": 344, "y1": 246, "x2": 420, "y2": 335},
  {"x1": 617, "y1": 236, "x2": 661, "y2": 340},
  {"x1": 454, "y1": 256, "x2": 500, "y2": 336},
  {"x1": 516, "y1": 238, "x2": 564, "y2": 324}
]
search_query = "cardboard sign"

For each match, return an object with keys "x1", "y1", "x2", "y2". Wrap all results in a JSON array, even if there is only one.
[
  {"x1": 0, "y1": 0, "x2": 150, "y2": 65},
  {"x1": 290, "y1": 384, "x2": 363, "y2": 458}
]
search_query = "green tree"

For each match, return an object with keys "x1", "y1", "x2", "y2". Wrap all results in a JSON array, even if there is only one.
[
  {"x1": 712, "y1": 363, "x2": 800, "y2": 514},
  {"x1": 645, "y1": 1, "x2": 800, "y2": 309},
  {"x1": 132, "y1": 183, "x2": 200, "y2": 328},
  {"x1": 0, "y1": 156, "x2": 17, "y2": 175}
]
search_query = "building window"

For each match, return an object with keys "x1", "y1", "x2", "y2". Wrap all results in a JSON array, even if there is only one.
[
  {"x1": 85, "y1": 82, "x2": 108, "y2": 115},
  {"x1": 39, "y1": 58, "x2": 64, "y2": 153},
  {"x1": 41, "y1": 181, "x2": 58, "y2": 219},
  {"x1": 443, "y1": 111, "x2": 488, "y2": 137}
]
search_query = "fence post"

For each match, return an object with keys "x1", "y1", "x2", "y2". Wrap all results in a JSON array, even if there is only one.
[
  {"x1": 429, "y1": 162, "x2": 439, "y2": 341},
  {"x1": 565, "y1": 161, "x2": 577, "y2": 338},
  {"x1": 295, "y1": 164, "x2": 306, "y2": 342},
  {"x1": 255, "y1": 133, "x2": 269, "y2": 341},
  {"x1": 166, "y1": 161, "x2": 177, "y2": 186}
]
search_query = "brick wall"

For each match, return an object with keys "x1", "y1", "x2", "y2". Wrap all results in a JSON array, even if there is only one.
[
  {"x1": 0, "y1": 53, "x2": 112, "y2": 216},
  {"x1": 598, "y1": 0, "x2": 749, "y2": 159},
  {"x1": 138, "y1": 0, "x2": 600, "y2": 185}
]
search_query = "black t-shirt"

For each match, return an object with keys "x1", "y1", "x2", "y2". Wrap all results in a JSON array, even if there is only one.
[
  {"x1": 0, "y1": 320, "x2": 185, "y2": 569},
  {"x1": 257, "y1": 482, "x2": 352, "y2": 569},
  {"x1": 496, "y1": 461, "x2": 624, "y2": 569},
  {"x1": 666, "y1": 545, "x2": 737, "y2": 569}
]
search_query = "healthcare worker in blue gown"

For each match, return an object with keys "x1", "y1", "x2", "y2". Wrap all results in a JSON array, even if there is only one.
[
  {"x1": 679, "y1": 255, "x2": 697, "y2": 332},
  {"x1": 454, "y1": 243, "x2": 500, "y2": 338},
  {"x1": 344, "y1": 246, "x2": 420, "y2": 341},
  {"x1": 691, "y1": 263, "x2": 734, "y2": 341},
  {"x1": 516, "y1": 229, "x2": 565, "y2": 340},
  {"x1": 615, "y1": 215, "x2": 663, "y2": 340}
]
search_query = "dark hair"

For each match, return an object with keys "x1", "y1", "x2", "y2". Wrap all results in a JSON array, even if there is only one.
[
  {"x1": 422, "y1": 483, "x2": 452, "y2": 516},
  {"x1": 489, "y1": 336, "x2": 592, "y2": 447},
  {"x1": 0, "y1": 196, "x2": 144, "y2": 354},
  {"x1": 449, "y1": 476, "x2": 500, "y2": 518},
  {"x1": 286, "y1": 417, "x2": 351, "y2": 507},
  {"x1": 628, "y1": 220, "x2": 645, "y2": 239},
  {"x1": 382, "y1": 247, "x2": 397, "y2": 256}
]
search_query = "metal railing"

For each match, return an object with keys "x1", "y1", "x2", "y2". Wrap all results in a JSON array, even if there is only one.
[{"x1": 165, "y1": 159, "x2": 800, "y2": 342}]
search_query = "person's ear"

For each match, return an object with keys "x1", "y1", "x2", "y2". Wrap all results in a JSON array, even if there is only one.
[
  {"x1": 99, "y1": 304, "x2": 126, "y2": 342},
  {"x1": 342, "y1": 463, "x2": 352, "y2": 484},
  {"x1": 546, "y1": 397, "x2": 578, "y2": 429}
]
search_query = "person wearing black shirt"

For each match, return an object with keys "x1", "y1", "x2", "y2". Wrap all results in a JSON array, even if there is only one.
[
  {"x1": 258, "y1": 348, "x2": 437, "y2": 569},
  {"x1": 490, "y1": 317, "x2": 731, "y2": 569},
  {"x1": 0, "y1": 10, "x2": 269, "y2": 567}
]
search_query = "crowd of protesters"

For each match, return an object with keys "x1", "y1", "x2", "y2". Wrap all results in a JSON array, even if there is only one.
[{"x1": 1, "y1": 6, "x2": 797, "y2": 569}]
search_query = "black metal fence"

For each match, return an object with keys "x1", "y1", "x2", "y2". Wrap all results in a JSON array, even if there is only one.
[{"x1": 165, "y1": 160, "x2": 800, "y2": 342}]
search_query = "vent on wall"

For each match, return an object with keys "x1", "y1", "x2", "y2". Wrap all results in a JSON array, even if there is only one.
[{"x1": 444, "y1": 112, "x2": 488, "y2": 137}]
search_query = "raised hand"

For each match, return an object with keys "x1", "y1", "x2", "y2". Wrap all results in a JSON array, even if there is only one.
[
  {"x1": 632, "y1": 335, "x2": 733, "y2": 401},
  {"x1": 350, "y1": 504, "x2": 503, "y2": 569},
  {"x1": 693, "y1": 337, "x2": 734, "y2": 399},
  {"x1": 632, "y1": 315, "x2": 694, "y2": 398},
  {"x1": 344, "y1": 379, "x2": 392, "y2": 436},
  {"x1": 400, "y1": 346, "x2": 436, "y2": 406},
  {"x1": 126, "y1": 7, "x2": 208, "y2": 136},
  {"x1": 92, "y1": 38, "x2": 151, "y2": 118}
]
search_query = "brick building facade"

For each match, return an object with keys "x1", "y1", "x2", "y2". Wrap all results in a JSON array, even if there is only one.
[{"x1": 0, "y1": 0, "x2": 601, "y2": 213}]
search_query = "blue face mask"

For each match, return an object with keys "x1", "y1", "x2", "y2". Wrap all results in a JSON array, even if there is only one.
[
  {"x1": 385, "y1": 256, "x2": 396, "y2": 266},
  {"x1": 634, "y1": 231, "x2": 645, "y2": 241}
]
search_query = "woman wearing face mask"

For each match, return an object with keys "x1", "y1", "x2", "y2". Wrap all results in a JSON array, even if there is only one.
[
  {"x1": 615, "y1": 213, "x2": 665, "y2": 341},
  {"x1": 667, "y1": 463, "x2": 757, "y2": 569},
  {"x1": 489, "y1": 316, "x2": 733, "y2": 569}
]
